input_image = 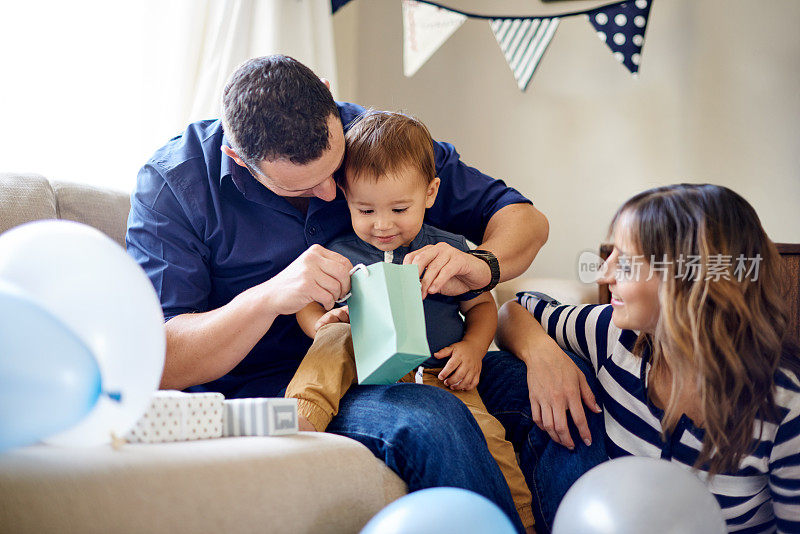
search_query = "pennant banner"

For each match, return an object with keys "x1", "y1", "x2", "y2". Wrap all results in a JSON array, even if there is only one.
[
  {"x1": 331, "y1": 0, "x2": 353, "y2": 13},
  {"x1": 402, "y1": 0, "x2": 467, "y2": 77},
  {"x1": 587, "y1": 0, "x2": 652, "y2": 75},
  {"x1": 335, "y1": 0, "x2": 654, "y2": 91},
  {"x1": 490, "y1": 17, "x2": 559, "y2": 91}
]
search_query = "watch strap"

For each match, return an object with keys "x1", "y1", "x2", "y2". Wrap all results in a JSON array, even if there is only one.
[{"x1": 467, "y1": 249, "x2": 500, "y2": 294}]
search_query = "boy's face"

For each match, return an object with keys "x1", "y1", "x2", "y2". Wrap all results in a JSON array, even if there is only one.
[{"x1": 344, "y1": 166, "x2": 440, "y2": 252}]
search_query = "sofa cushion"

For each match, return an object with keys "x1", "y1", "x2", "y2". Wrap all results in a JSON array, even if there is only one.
[
  {"x1": 52, "y1": 180, "x2": 130, "y2": 247},
  {"x1": 0, "y1": 173, "x2": 57, "y2": 235},
  {"x1": 0, "y1": 174, "x2": 131, "y2": 247},
  {"x1": 0, "y1": 433, "x2": 407, "y2": 534}
]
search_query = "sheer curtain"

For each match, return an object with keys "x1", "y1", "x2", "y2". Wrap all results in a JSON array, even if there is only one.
[{"x1": 0, "y1": 0, "x2": 337, "y2": 192}]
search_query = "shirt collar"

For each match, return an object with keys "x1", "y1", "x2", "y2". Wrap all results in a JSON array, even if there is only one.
[
  {"x1": 219, "y1": 134, "x2": 279, "y2": 204},
  {"x1": 408, "y1": 224, "x2": 430, "y2": 250},
  {"x1": 219, "y1": 133, "x2": 237, "y2": 185}
]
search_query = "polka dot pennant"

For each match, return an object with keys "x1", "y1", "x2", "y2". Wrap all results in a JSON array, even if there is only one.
[{"x1": 587, "y1": 0, "x2": 652, "y2": 74}]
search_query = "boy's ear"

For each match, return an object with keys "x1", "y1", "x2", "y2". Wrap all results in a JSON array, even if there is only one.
[{"x1": 425, "y1": 177, "x2": 441, "y2": 209}]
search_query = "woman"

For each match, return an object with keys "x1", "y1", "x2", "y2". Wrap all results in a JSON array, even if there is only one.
[{"x1": 495, "y1": 184, "x2": 800, "y2": 533}]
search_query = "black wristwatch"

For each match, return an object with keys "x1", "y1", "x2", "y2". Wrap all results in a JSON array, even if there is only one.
[{"x1": 467, "y1": 249, "x2": 500, "y2": 294}]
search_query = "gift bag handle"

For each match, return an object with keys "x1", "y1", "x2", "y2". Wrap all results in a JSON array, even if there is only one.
[{"x1": 335, "y1": 263, "x2": 368, "y2": 303}]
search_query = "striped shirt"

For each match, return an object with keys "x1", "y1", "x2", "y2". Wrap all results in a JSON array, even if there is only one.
[{"x1": 518, "y1": 292, "x2": 800, "y2": 533}]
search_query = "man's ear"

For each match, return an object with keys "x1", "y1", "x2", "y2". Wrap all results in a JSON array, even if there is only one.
[
  {"x1": 320, "y1": 78, "x2": 331, "y2": 91},
  {"x1": 425, "y1": 177, "x2": 441, "y2": 209},
  {"x1": 221, "y1": 145, "x2": 247, "y2": 168}
]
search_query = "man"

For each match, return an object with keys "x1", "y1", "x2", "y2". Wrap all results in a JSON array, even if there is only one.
[{"x1": 127, "y1": 55, "x2": 548, "y2": 531}]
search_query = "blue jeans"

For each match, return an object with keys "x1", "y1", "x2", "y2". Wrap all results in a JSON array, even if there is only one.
[
  {"x1": 322, "y1": 383, "x2": 527, "y2": 533},
  {"x1": 478, "y1": 351, "x2": 607, "y2": 533}
]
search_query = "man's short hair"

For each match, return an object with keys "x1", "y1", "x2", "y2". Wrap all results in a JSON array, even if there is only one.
[
  {"x1": 340, "y1": 110, "x2": 436, "y2": 190},
  {"x1": 221, "y1": 55, "x2": 338, "y2": 165}
]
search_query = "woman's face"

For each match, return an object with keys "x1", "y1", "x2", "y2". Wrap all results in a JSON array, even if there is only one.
[{"x1": 598, "y1": 216, "x2": 662, "y2": 333}]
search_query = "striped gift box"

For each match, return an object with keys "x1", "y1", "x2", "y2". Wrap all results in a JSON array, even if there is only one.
[{"x1": 222, "y1": 398, "x2": 298, "y2": 437}]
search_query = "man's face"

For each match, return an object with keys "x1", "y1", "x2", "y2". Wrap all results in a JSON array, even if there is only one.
[{"x1": 244, "y1": 114, "x2": 346, "y2": 201}]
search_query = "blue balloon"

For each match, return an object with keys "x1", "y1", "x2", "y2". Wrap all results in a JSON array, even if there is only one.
[
  {"x1": 0, "y1": 282, "x2": 102, "y2": 452},
  {"x1": 360, "y1": 487, "x2": 517, "y2": 534}
]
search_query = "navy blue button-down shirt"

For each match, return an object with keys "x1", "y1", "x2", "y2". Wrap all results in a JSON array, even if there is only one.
[{"x1": 126, "y1": 102, "x2": 531, "y2": 397}]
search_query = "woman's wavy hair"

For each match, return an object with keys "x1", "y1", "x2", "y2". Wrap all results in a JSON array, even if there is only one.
[{"x1": 611, "y1": 184, "x2": 799, "y2": 475}]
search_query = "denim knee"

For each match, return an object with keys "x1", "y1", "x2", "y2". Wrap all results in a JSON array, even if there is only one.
[{"x1": 380, "y1": 384, "x2": 484, "y2": 448}]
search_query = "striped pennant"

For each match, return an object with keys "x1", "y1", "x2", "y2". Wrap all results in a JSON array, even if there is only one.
[{"x1": 490, "y1": 17, "x2": 560, "y2": 91}]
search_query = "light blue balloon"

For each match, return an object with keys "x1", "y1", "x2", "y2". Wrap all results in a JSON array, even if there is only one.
[
  {"x1": 360, "y1": 487, "x2": 517, "y2": 534},
  {"x1": 0, "y1": 283, "x2": 102, "y2": 452}
]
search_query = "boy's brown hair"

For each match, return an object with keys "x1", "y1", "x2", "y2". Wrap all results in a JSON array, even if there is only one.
[{"x1": 339, "y1": 110, "x2": 436, "y2": 190}]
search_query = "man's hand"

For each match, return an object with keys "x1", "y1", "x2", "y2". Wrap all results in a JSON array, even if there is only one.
[
  {"x1": 526, "y1": 341, "x2": 601, "y2": 450},
  {"x1": 264, "y1": 245, "x2": 353, "y2": 315},
  {"x1": 313, "y1": 305, "x2": 350, "y2": 332},
  {"x1": 403, "y1": 243, "x2": 491, "y2": 298},
  {"x1": 434, "y1": 339, "x2": 484, "y2": 391}
]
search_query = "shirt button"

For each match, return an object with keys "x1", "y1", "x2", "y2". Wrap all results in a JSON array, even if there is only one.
[{"x1": 307, "y1": 226, "x2": 317, "y2": 236}]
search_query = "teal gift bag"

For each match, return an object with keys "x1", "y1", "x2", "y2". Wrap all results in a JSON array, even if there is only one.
[{"x1": 347, "y1": 262, "x2": 431, "y2": 385}]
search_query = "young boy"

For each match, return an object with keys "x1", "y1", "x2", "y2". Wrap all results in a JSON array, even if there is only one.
[{"x1": 285, "y1": 110, "x2": 534, "y2": 531}]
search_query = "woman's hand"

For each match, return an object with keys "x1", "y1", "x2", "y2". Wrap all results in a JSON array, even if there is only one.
[
  {"x1": 525, "y1": 340, "x2": 601, "y2": 450},
  {"x1": 497, "y1": 300, "x2": 601, "y2": 450}
]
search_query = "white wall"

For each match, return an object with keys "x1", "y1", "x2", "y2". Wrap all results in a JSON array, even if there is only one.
[{"x1": 333, "y1": 0, "x2": 800, "y2": 280}]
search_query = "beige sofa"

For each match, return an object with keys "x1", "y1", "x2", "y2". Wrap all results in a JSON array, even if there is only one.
[{"x1": 0, "y1": 172, "x2": 596, "y2": 534}]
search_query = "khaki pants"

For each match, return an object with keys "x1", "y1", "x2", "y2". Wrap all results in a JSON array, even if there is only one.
[{"x1": 285, "y1": 323, "x2": 534, "y2": 529}]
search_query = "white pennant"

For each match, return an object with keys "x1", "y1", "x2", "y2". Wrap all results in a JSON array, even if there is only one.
[
  {"x1": 402, "y1": 0, "x2": 467, "y2": 77},
  {"x1": 490, "y1": 17, "x2": 560, "y2": 91}
]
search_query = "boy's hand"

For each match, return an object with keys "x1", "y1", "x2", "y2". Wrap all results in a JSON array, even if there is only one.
[
  {"x1": 433, "y1": 340, "x2": 484, "y2": 391},
  {"x1": 314, "y1": 306, "x2": 350, "y2": 333}
]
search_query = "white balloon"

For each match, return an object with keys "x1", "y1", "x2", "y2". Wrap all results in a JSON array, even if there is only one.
[
  {"x1": 553, "y1": 457, "x2": 726, "y2": 534},
  {"x1": 0, "y1": 220, "x2": 165, "y2": 445}
]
